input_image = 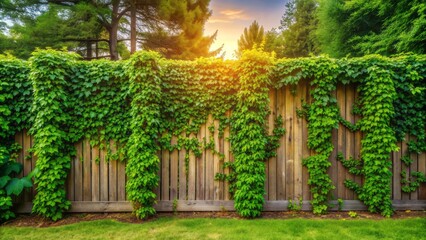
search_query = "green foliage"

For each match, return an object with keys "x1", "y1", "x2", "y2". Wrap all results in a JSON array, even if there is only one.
[
  {"x1": 287, "y1": 197, "x2": 303, "y2": 212},
  {"x1": 236, "y1": 21, "x2": 265, "y2": 58},
  {"x1": 230, "y1": 49, "x2": 274, "y2": 218},
  {"x1": 125, "y1": 51, "x2": 162, "y2": 219},
  {"x1": 279, "y1": 0, "x2": 319, "y2": 58},
  {"x1": 316, "y1": 0, "x2": 426, "y2": 57},
  {"x1": 0, "y1": 145, "x2": 33, "y2": 222},
  {"x1": 401, "y1": 170, "x2": 426, "y2": 193},
  {"x1": 29, "y1": 49, "x2": 79, "y2": 221}
]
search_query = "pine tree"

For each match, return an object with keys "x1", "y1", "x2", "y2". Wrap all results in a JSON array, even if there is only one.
[{"x1": 236, "y1": 21, "x2": 265, "y2": 57}]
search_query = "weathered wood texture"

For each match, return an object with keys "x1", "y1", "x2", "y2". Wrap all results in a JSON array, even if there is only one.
[{"x1": 14, "y1": 84, "x2": 426, "y2": 212}]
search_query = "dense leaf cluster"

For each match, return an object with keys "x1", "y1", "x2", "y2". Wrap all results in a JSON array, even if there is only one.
[
  {"x1": 230, "y1": 49, "x2": 274, "y2": 217},
  {"x1": 125, "y1": 51, "x2": 162, "y2": 219},
  {"x1": 29, "y1": 50, "x2": 79, "y2": 221}
]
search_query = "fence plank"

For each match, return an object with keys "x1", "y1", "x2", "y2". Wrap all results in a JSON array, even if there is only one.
[
  {"x1": 393, "y1": 142, "x2": 402, "y2": 200},
  {"x1": 100, "y1": 146, "x2": 108, "y2": 201},
  {"x1": 170, "y1": 136, "x2": 178, "y2": 200},
  {"x1": 74, "y1": 142, "x2": 83, "y2": 201},
  {"x1": 161, "y1": 144, "x2": 170, "y2": 201},
  {"x1": 268, "y1": 89, "x2": 277, "y2": 201},
  {"x1": 197, "y1": 124, "x2": 206, "y2": 200},
  {"x1": 337, "y1": 85, "x2": 346, "y2": 199},
  {"x1": 108, "y1": 141, "x2": 117, "y2": 201},
  {"x1": 188, "y1": 133, "x2": 196, "y2": 200},
  {"x1": 179, "y1": 133, "x2": 187, "y2": 200},
  {"x1": 294, "y1": 82, "x2": 303, "y2": 200},
  {"x1": 117, "y1": 147, "x2": 126, "y2": 201},
  {"x1": 401, "y1": 138, "x2": 410, "y2": 200},
  {"x1": 302, "y1": 81, "x2": 311, "y2": 200},
  {"x1": 83, "y1": 140, "x2": 91, "y2": 201},
  {"x1": 213, "y1": 119, "x2": 221, "y2": 200},
  {"x1": 409, "y1": 136, "x2": 418, "y2": 200},
  {"x1": 285, "y1": 86, "x2": 294, "y2": 200},
  {"x1": 30, "y1": 135, "x2": 37, "y2": 200},
  {"x1": 91, "y1": 146, "x2": 100, "y2": 201},
  {"x1": 23, "y1": 130, "x2": 32, "y2": 202},
  {"x1": 277, "y1": 87, "x2": 286, "y2": 200},
  {"x1": 205, "y1": 115, "x2": 214, "y2": 200},
  {"x1": 354, "y1": 87, "x2": 362, "y2": 199},
  {"x1": 345, "y1": 85, "x2": 355, "y2": 200}
]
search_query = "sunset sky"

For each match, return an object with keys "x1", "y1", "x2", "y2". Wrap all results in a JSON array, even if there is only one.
[{"x1": 205, "y1": 0, "x2": 286, "y2": 59}]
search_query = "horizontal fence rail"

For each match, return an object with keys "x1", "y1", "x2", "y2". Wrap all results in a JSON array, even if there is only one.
[{"x1": 14, "y1": 83, "x2": 426, "y2": 212}]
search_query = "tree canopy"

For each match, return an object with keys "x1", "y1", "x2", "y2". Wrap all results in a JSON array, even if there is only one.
[{"x1": 0, "y1": 0, "x2": 220, "y2": 60}]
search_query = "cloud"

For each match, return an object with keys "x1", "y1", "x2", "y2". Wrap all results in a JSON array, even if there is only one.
[
  {"x1": 220, "y1": 9, "x2": 249, "y2": 20},
  {"x1": 208, "y1": 18, "x2": 231, "y2": 23}
]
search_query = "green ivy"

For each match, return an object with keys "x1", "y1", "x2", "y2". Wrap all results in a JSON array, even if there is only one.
[
  {"x1": 124, "y1": 51, "x2": 162, "y2": 219},
  {"x1": 29, "y1": 50, "x2": 79, "y2": 221},
  {"x1": 230, "y1": 49, "x2": 274, "y2": 218}
]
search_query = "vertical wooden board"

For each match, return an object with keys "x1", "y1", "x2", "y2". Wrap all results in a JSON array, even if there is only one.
[
  {"x1": 354, "y1": 87, "x2": 362, "y2": 198},
  {"x1": 83, "y1": 140, "x2": 91, "y2": 201},
  {"x1": 188, "y1": 133, "x2": 196, "y2": 200},
  {"x1": 205, "y1": 115, "x2": 214, "y2": 200},
  {"x1": 30, "y1": 135, "x2": 37, "y2": 200},
  {"x1": 91, "y1": 146, "x2": 100, "y2": 201},
  {"x1": 223, "y1": 122, "x2": 231, "y2": 200},
  {"x1": 154, "y1": 150, "x2": 161, "y2": 201},
  {"x1": 392, "y1": 142, "x2": 402, "y2": 200},
  {"x1": 117, "y1": 151, "x2": 126, "y2": 201},
  {"x1": 179, "y1": 133, "x2": 187, "y2": 200},
  {"x1": 401, "y1": 138, "x2": 410, "y2": 200},
  {"x1": 345, "y1": 85, "x2": 355, "y2": 200},
  {"x1": 293, "y1": 82, "x2": 303, "y2": 200},
  {"x1": 99, "y1": 146, "x2": 109, "y2": 201},
  {"x1": 213, "y1": 120, "x2": 222, "y2": 200},
  {"x1": 23, "y1": 130, "x2": 32, "y2": 202},
  {"x1": 74, "y1": 142, "x2": 83, "y2": 201},
  {"x1": 14, "y1": 132, "x2": 24, "y2": 203},
  {"x1": 219, "y1": 125, "x2": 225, "y2": 200},
  {"x1": 276, "y1": 87, "x2": 286, "y2": 200},
  {"x1": 196, "y1": 124, "x2": 206, "y2": 200},
  {"x1": 301, "y1": 81, "x2": 311, "y2": 200},
  {"x1": 268, "y1": 89, "x2": 277, "y2": 200},
  {"x1": 161, "y1": 144, "x2": 170, "y2": 201},
  {"x1": 329, "y1": 86, "x2": 338, "y2": 199},
  {"x1": 108, "y1": 141, "x2": 117, "y2": 201},
  {"x1": 409, "y1": 136, "x2": 418, "y2": 200},
  {"x1": 336, "y1": 84, "x2": 346, "y2": 199},
  {"x1": 170, "y1": 136, "x2": 178, "y2": 200},
  {"x1": 418, "y1": 152, "x2": 426, "y2": 200},
  {"x1": 67, "y1": 152, "x2": 75, "y2": 201},
  {"x1": 285, "y1": 86, "x2": 294, "y2": 200},
  {"x1": 14, "y1": 132, "x2": 24, "y2": 177}
]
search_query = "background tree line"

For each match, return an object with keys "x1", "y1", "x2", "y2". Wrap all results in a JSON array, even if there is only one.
[
  {"x1": 0, "y1": 0, "x2": 425, "y2": 60},
  {"x1": 238, "y1": 0, "x2": 425, "y2": 58}
]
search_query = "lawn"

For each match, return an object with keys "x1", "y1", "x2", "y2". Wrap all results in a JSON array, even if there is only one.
[{"x1": 1, "y1": 217, "x2": 425, "y2": 240}]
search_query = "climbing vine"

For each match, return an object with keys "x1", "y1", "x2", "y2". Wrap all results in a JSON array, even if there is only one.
[
  {"x1": 29, "y1": 50, "x2": 79, "y2": 221},
  {"x1": 124, "y1": 51, "x2": 162, "y2": 219},
  {"x1": 230, "y1": 49, "x2": 274, "y2": 218}
]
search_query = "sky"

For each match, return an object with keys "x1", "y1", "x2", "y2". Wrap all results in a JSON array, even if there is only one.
[{"x1": 204, "y1": 0, "x2": 286, "y2": 59}]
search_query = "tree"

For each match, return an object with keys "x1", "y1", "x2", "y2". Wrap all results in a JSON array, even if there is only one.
[
  {"x1": 0, "y1": 0, "x2": 219, "y2": 60},
  {"x1": 279, "y1": 0, "x2": 319, "y2": 58},
  {"x1": 316, "y1": 0, "x2": 426, "y2": 57},
  {"x1": 236, "y1": 21, "x2": 265, "y2": 57}
]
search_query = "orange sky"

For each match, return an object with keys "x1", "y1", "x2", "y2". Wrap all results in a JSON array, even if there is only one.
[{"x1": 205, "y1": 0, "x2": 286, "y2": 59}]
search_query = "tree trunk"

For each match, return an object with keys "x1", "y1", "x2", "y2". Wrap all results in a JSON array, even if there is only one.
[
  {"x1": 87, "y1": 41, "x2": 93, "y2": 60},
  {"x1": 109, "y1": 23, "x2": 119, "y2": 60},
  {"x1": 130, "y1": 0, "x2": 136, "y2": 54}
]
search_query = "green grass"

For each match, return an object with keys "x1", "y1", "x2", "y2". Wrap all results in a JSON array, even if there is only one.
[{"x1": 1, "y1": 217, "x2": 425, "y2": 240}]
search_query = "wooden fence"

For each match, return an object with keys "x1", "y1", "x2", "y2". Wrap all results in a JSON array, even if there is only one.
[{"x1": 14, "y1": 83, "x2": 426, "y2": 212}]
